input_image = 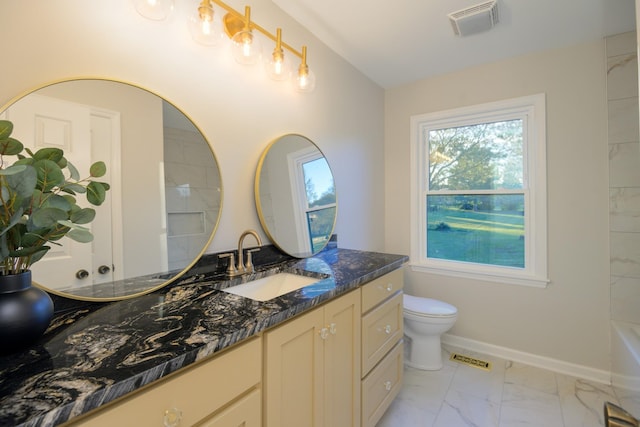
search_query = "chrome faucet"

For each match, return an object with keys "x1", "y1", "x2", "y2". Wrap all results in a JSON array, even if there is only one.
[{"x1": 219, "y1": 229, "x2": 263, "y2": 277}]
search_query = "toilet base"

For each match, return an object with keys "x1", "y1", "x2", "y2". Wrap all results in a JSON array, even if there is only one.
[{"x1": 404, "y1": 334, "x2": 444, "y2": 371}]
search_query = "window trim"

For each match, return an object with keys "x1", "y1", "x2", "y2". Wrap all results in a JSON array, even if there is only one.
[{"x1": 409, "y1": 94, "x2": 549, "y2": 288}]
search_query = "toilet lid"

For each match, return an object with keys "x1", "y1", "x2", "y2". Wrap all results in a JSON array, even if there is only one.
[{"x1": 403, "y1": 294, "x2": 457, "y2": 317}]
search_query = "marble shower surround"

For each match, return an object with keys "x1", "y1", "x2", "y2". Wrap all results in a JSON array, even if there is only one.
[
  {"x1": 0, "y1": 248, "x2": 407, "y2": 427},
  {"x1": 608, "y1": 31, "x2": 640, "y2": 325}
]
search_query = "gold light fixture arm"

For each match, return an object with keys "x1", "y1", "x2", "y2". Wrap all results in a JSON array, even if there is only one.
[{"x1": 212, "y1": 0, "x2": 304, "y2": 60}]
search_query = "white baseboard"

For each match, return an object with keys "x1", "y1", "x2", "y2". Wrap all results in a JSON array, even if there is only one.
[{"x1": 442, "y1": 333, "x2": 612, "y2": 385}]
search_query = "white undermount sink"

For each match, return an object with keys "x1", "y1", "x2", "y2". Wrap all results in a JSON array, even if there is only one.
[{"x1": 221, "y1": 272, "x2": 320, "y2": 301}]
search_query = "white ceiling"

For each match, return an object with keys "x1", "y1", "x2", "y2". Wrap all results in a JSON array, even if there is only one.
[{"x1": 272, "y1": 0, "x2": 637, "y2": 88}]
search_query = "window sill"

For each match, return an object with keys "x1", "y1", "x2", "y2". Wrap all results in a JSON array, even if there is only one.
[{"x1": 409, "y1": 262, "x2": 550, "y2": 288}]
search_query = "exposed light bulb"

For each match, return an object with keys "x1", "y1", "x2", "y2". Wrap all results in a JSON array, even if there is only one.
[
  {"x1": 133, "y1": 0, "x2": 174, "y2": 21},
  {"x1": 231, "y1": 30, "x2": 261, "y2": 65},
  {"x1": 188, "y1": 0, "x2": 221, "y2": 45},
  {"x1": 266, "y1": 28, "x2": 291, "y2": 81},
  {"x1": 294, "y1": 46, "x2": 315, "y2": 92}
]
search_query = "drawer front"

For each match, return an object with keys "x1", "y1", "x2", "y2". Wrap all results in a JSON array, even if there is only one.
[
  {"x1": 361, "y1": 341, "x2": 403, "y2": 427},
  {"x1": 70, "y1": 337, "x2": 262, "y2": 427},
  {"x1": 197, "y1": 388, "x2": 261, "y2": 427},
  {"x1": 361, "y1": 291, "x2": 403, "y2": 375},
  {"x1": 361, "y1": 269, "x2": 403, "y2": 313}
]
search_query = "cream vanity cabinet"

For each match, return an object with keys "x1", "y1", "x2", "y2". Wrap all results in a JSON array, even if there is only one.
[
  {"x1": 360, "y1": 269, "x2": 404, "y2": 427},
  {"x1": 263, "y1": 289, "x2": 361, "y2": 427},
  {"x1": 66, "y1": 337, "x2": 262, "y2": 427}
]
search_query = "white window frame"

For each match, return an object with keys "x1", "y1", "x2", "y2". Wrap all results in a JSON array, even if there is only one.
[{"x1": 409, "y1": 94, "x2": 549, "y2": 288}]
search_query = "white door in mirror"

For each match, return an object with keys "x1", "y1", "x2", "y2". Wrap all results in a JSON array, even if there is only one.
[{"x1": 6, "y1": 95, "x2": 115, "y2": 289}]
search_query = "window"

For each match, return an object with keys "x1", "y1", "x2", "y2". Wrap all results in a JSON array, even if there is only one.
[
  {"x1": 289, "y1": 147, "x2": 336, "y2": 255},
  {"x1": 410, "y1": 94, "x2": 548, "y2": 287}
]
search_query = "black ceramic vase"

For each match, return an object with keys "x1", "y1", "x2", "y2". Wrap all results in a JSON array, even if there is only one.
[{"x1": 0, "y1": 270, "x2": 54, "y2": 354}]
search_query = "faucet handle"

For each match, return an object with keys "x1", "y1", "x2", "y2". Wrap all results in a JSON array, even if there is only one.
[
  {"x1": 244, "y1": 248, "x2": 261, "y2": 273},
  {"x1": 218, "y1": 252, "x2": 238, "y2": 276}
]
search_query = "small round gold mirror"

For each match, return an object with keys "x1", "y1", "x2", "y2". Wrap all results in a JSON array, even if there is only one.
[{"x1": 255, "y1": 134, "x2": 337, "y2": 258}]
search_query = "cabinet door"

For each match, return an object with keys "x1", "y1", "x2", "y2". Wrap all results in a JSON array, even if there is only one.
[
  {"x1": 264, "y1": 307, "x2": 325, "y2": 427},
  {"x1": 324, "y1": 290, "x2": 361, "y2": 427}
]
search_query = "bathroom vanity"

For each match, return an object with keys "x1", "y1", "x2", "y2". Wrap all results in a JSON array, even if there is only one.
[{"x1": 0, "y1": 248, "x2": 407, "y2": 427}]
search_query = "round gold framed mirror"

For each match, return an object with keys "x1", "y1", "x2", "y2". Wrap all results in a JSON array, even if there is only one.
[
  {"x1": 255, "y1": 134, "x2": 336, "y2": 258},
  {"x1": 0, "y1": 79, "x2": 222, "y2": 300}
]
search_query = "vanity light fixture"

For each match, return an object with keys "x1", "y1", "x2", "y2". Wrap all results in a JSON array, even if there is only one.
[{"x1": 135, "y1": 0, "x2": 315, "y2": 92}]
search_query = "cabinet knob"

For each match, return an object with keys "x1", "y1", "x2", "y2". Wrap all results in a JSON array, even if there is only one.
[
  {"x1": 384, "y1": 380, "x2": 392, "y2": 391},
  {"x1": 386, "y1": 283, "x2": 393, "y2": 292},
  {"x1": 384, "y1": 324, "x2": 392, "y2": 334},
  {"x1": 163, "y1": 407, "x2": 182, "y2": 427},
  {"x1": 98, "y1": 265, "x2": 111, "y2": 274},
  {"x1": 329, "y1": 323, "x2": 337, "y2": 335},
  {"x1": 319, "y1": 327, "x2": 329, "y2": 340}
]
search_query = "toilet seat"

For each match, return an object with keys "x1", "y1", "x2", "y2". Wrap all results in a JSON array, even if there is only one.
[{"x1": 403, "y1": 294, "x2": 457, "y2": 318}]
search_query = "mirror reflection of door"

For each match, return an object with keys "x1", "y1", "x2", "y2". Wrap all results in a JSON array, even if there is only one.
[{"x1": 2, "y1": 94, "x2": 121, "y2": 289}]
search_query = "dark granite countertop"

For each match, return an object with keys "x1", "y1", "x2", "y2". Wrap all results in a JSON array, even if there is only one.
[{"x1": 0, "y1": 248, "x2": 407, "y2": 427}]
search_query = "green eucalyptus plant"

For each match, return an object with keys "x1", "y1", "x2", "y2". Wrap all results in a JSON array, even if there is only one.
[{"x1": 0, "y1": 119, "x2": 110, "y2": 276}]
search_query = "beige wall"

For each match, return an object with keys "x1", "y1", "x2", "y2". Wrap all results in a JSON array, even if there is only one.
[
  {"x1": 385, "y1": 41, "x2": 611, "y2": 371},
  {"x1": 0, "y1": 0, "x2": 385, "y2": 255}
]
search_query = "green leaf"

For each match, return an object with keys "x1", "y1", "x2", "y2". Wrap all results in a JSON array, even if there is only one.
[
  {"x1": 0, "y1": 164, "x2": 27, "y2": 176},
  {"x1": 41, "y1": 194, "x2": 72, "y2": 211},
  {"x1": 28, "y1": 246, "x2": 50, "y2": 264},
  {"x1": 21, "y1": 229, "x2": 48, "y2": 246},
  {"x1": 57, "y1": 220, "x2": 93, "y2": 243},
  {"x1": 33, "y1": 147, "x2": 64, "y2": 163},
  {"x1": 14, "y1": 157, "x2": 34, "y2": 166},
  {"x1": 61, "y1": 183, "x2": 86, "y2": 194},
  {"x1": 0, "y1": 207, "x2": 25, "y2": 237},
  {"x1": 33, "y1": 159, "x2": 64, "y2": 192},
  {"x1": 66, "y1": 228, "x2": 94, "y2": 243},
  {"x1": 0, "y1": 120, "x2": 13, "y2": 140},
  {"x1": 89, "y1": 161, "x2": 107, "y2": 178},
  {"x1": 5, "y1": 165, "x2": 37, "y2": 199},
  {"x1": 70, "y1": 208, "x2": 96, "y2": 224},
  {"x1": 66, "y1": 160, "x2": 80, "y2": 181},
  {"x1": 62, "y1": 194, "x2": 77, "y2": 204},
  {"x1": 0, "y1": 137, "x2": 24, "y2": 156},
  {"x1": 10, "y1": 245, "x2": 49, "y2": 258},
  {"x1": 86, "y1": 181, "x2": 107, "y2": 206},
  {"x1": 29, "y1": 207, "x2": 68, "y2": 229}
]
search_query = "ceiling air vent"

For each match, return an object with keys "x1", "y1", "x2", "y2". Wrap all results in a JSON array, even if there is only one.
[{"x1": 448, "y1": 0, "x2": 499, "y2": 37}]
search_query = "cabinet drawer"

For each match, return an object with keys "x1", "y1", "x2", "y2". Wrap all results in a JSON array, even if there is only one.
[
  {"x1": 361, "y1": 291, "x2": 403, "y2": 375},
  {"x1": 361, "y1": 269, "x2": 403, "y2": 313},
  {"x1": 197, "y1": 388, "x2": 261, "y2": 427},
  {"x1": 361, "y1": 341, "x2": 403, "y2": 427},
  {"x1": 69, "y1": 337, "x2": 261, "y2": 427}
]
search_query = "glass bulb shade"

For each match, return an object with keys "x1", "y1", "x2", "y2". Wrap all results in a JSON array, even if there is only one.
[
  {"x1": 266, "y1": 50, "x2": 291, "y2": 81},
  {"x1": 188, "y1": 10, "x2": 222, "y2": 45},
  {"x1": 294, "y1": 67, "x2": 316, "y2": 92},
  {"x1": 134, "y1": 0, "x2": 174, "y2": 20},
  {"x1": 231, "y1": 30, "x2": 262, "y2": 65}
]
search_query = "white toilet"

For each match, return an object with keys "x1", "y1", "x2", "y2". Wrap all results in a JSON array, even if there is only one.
[{"x1": 403, "y1": 294, "x2": 458, "y2": 370}]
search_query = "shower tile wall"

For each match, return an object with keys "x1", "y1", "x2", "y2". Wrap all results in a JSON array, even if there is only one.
[
  {"x1": 608, "y1": 32, "x2": 640, "y2": 324},
  {"x1": 164, "y1": 127, "x2": 221, "y2": 271}
]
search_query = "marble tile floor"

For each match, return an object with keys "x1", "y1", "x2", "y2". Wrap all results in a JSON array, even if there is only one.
[{"x1": 377, "y1": 344, "x2": 640, "y2": 427}]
